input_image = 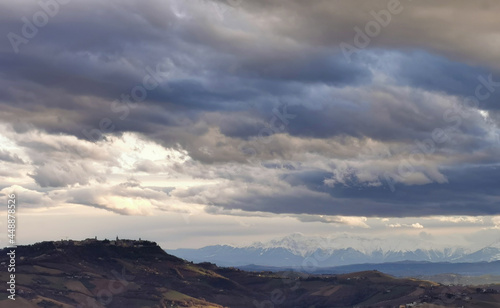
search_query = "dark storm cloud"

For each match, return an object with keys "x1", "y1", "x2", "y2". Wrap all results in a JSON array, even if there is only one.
[
  {"x1": 0, "y1": 0, "x2": 371, "y2": 144},
  {"x1": 395, "y1": 52, "x2": 500, "y2": 111},
  {"x1": 1, "y1": 0, "x2": 500, "y2": 218},
  {"x1": 0, "y1": 51, "x2": 138, "y2": 100},
  {"x1": 230, "y1": 0, "x2": 500, "y2": 68},
  {"x1": 395, "y1": 52, "x2": 487, "y2": 97},
  {"x1": 230, "y1": 50, "x2": 371, "y2": 85},
  {"x1": 284, "y1": 89, "x2": 490, "y2": 146},
  {"x1": 199, "y1": 165, "x2": 500, "y2": 217}
]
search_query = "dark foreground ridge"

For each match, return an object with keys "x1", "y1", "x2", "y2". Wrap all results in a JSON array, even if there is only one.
[{"x1": 1, "y1": 239, "x2": 499, "y2": 307}]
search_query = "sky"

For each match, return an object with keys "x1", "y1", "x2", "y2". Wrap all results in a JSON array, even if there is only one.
[{"x1": 1, "y1": 0, "x2": 500, "y2": 250}]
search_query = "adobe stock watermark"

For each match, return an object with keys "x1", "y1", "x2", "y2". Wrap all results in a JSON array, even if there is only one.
[
  {"x1": 6, "y1": 193, "x2": 17, "y2": 301},
  {"x1": 82, "y1": 63, "x2": 169, "y2": 142},
  {"x1": 7, "y1": 0, "x2": 72, "y2": 54},
  {"x1": 384, "y1": 74, "x2": 500, "y2": 192},
  {"x1": 340, "y1": 0, "x2": 410, "y2": 63}
]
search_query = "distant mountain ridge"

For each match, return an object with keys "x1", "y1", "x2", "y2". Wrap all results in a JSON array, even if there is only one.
[
  {"x1": 239, "y1": 260, "x2": 500, "y2": 278},
  {"x1": 167, "y1": 233, "x2": 500, "y2": 268}
]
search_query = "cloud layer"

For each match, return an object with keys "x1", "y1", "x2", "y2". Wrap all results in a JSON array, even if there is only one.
[{"x1": 1, "y1": 0, "x2": 500, "y2": 226}]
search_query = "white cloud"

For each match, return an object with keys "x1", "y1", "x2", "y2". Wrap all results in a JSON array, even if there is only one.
[
  {"x1": 491, "y1": 216, "x2": 500, "y2": 229},
  {"x1": 387, "y1": 222, "x2": 424, "y2": 229},
  {"x1": 432, "y1": 216, "x2": 484, "y2": 224},
  {"x1": 0, "y1": 185, "x2": 56, "y2": 208}
]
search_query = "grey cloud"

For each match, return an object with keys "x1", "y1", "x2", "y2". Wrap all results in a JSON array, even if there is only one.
[
  {"x1": 1, "y1": 0, "x2": 500, "y2": 221},
  {"x1": 134, "y1": 160, "x2": 165, "y2": 174},
  {"x1": 28, "y1": 161, "x2": 102, "y2": 188},
  {"x1": 65, "y1": 181, "x2": 175, "y2": 215},
  {"x1": 0, "y1": 185, "x2": 55, "y2": 208},
  {"x1": 229, "y1": 0, "x2": 500, "y2": 69},
  {"x1": 0, "y1": 149, "x2": 24, "y2": 164},
  {"x1": 171, "y1": 160, "x2": 500, "y2": 218}
]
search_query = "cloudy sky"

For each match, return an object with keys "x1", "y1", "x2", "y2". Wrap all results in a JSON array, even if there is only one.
[{"x1": 1, "y1": 0, "x2": 500, "y2": 250}]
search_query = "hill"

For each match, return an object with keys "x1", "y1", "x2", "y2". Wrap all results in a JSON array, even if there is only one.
[
  {"x1": 1, "y1": 239, "x2": 499, "y2": 307},
  {"x1": 241, "y1": 260, "x2": 500, "y2": 277}
]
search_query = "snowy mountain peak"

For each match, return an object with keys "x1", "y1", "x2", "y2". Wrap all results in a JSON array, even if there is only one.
[
  {"x1": 249, "y1": 233, "x2": 464, "y2": 257},
  {"x1": 169, "y1": 235, "x2": 500, "y2": 268}
]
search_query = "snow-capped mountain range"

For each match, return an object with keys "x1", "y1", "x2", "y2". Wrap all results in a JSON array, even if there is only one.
[
  {"x1": 167, "y1": 233, "x2": 500, "y2": 268},
  {"x1": 250, "y1": 233, "x2": 464, "y2": 257}
]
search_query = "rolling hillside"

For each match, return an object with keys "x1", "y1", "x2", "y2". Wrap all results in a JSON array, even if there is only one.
[{"x1": 1, "y1": 239, "x2": 499, "y2": 307}]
